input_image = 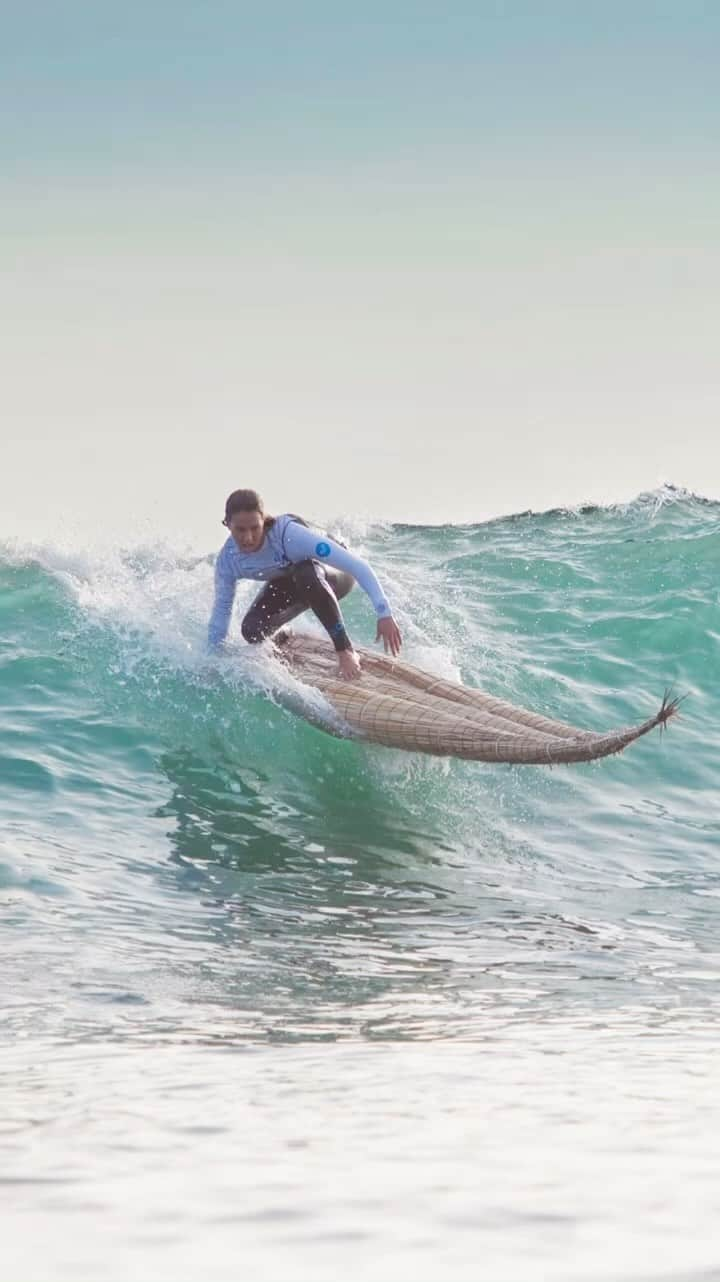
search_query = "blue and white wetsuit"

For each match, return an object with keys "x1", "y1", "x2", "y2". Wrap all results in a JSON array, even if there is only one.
[{"x1": 208, "y1": 514, "x2": 392, "y2": 651}]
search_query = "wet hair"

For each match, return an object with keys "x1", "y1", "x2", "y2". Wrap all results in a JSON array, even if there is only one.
[{"x1": 223, "y1": 489, "x2": 274, "y2": 529}]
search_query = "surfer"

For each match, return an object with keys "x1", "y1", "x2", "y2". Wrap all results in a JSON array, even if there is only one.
[{"x1": 208, "y1": 489, "x2": 402, "y2": 679}]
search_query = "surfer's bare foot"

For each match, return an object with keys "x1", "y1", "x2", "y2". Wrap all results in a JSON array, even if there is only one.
[{"x1": 337, "y1": 649, "x2": 362, "y2": 680}]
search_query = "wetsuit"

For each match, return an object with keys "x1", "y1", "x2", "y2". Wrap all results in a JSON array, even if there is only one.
[{"x1": 208, "y1": 514, "x2": 392, "y2": 653}]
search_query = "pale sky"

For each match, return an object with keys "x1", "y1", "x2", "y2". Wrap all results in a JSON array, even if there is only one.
[{"x1": 3, "y1": 1, "x2": 719, "y2": 536}]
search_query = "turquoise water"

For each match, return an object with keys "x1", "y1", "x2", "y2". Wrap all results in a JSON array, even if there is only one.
[{"x1": 2, "y1": 486, "x2": 719, "y2": 1280}]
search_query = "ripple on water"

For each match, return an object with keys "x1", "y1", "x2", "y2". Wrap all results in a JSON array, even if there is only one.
[{"x1": 0, "y1": 754, "x2": 57, "y2": 793}]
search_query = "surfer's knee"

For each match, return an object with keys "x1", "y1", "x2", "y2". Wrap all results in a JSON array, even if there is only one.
[
  {"x1": 327, "y1": 569, "x2": 354, "y2": 602},
  {"x1": 292, "y1": 560, "x2": 354, "y2": 602},
  {"x1": 290, "y1": 559, "x2": 323, "y2": 596},
  {"x1": 241, "y1": 612, "x2": 264, "y2": 643}
]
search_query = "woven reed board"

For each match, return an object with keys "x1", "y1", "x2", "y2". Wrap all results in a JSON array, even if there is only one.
[{"x1": 279, "y1": 635, "x2": 674, "y2": 764}]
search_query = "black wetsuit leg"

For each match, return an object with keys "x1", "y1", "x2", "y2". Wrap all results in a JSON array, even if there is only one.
[{"x1": 241, "y1": 561, "x2": 355, "y2": 651}]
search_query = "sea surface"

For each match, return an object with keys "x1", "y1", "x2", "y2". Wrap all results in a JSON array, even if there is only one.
[{"x1": 1, "y1": 486, "x2": 719, "y2": 1281}]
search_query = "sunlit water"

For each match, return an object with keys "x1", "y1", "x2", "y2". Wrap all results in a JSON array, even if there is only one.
[{"x1": 2, "y1": 487, "x2": 719, "y2": 1280}]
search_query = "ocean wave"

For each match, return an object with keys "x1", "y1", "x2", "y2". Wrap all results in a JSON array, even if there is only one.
[
  {"x1": 2, "y1": 485, "x2": 716, "y2": 846},
  {"x1": 2, "y1": 486, "x2": 719, "y2": 1060}
]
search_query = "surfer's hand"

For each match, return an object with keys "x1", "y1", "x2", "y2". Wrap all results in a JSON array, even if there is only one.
[
  {"x1": 337, "y1": 649, "x2": 362, "y2": 680},
  {"x1": 376, "y1": 616, "x2": 402, "y2": 657}
]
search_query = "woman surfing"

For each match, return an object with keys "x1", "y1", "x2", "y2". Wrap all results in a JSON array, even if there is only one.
[{"x1": 208, "y1": 489, "x2": 403, "y2": 679}]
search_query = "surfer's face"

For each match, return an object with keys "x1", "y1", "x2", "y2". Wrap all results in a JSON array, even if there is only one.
[{"x1": 228, "y1": 510, "x2": 265, "y2": 553}]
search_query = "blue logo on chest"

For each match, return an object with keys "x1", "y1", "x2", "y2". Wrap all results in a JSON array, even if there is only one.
[{"x1": 315, "y1": 541, "x2": 331, "y2": 558}]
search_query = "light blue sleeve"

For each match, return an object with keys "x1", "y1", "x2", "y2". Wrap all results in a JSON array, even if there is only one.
[
  {"x1": 207, "y1": 554, "x2": 237, "y2": 647},
  {"x1": 282, "y1": 522, "x2": 392, "y2": 618}
]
